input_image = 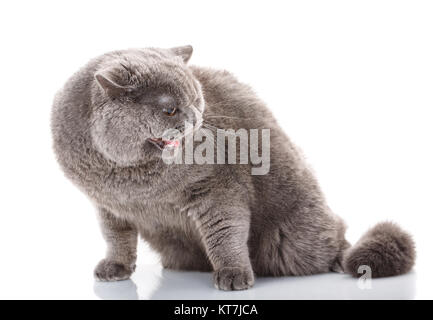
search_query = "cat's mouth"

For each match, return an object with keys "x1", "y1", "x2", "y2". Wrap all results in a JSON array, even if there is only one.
[{"x1": 148, "y1": 138, "x2": 180, "y2": 150}]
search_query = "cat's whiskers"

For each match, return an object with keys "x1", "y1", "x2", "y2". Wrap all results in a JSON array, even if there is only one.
[
  {"x1": 205, "y1": 115, "x2": 255, "y2": 121},
  {"x1": 201, "y1": 123, "x2": 224, "y2": 133},
  {"x1": 199, "y1": 123, "x2": 240, "y2": 137}
]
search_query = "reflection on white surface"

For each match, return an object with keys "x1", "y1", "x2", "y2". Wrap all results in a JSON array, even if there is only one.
[
  {"x1": 94, "y1": 264, "x2": 416, "y2": 300},
  {"x1": 94, "y1": 280, "x2": 139, "y2": 300}
]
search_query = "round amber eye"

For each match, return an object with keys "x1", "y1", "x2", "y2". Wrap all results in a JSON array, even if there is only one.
[{"x1": 163, "y1": 107, "x2": 177, "y2": 116}]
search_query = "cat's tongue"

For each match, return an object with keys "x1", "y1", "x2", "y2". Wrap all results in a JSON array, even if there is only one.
[
  {"x1": 149, "y1": 138, "x2": 179, "y2": 149},
  {"x1": 165, "y1": 140, "x2": 180, "y2": 147}
]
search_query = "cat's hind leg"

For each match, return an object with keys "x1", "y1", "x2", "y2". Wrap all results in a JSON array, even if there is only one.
[{"x1": 251, "y1": 213, "x2": 348, "y2": 277}]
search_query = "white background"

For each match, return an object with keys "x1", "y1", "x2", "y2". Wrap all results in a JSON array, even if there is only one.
[{"x1": 0, "y1": 0, "x2": 432, "y2": 299}]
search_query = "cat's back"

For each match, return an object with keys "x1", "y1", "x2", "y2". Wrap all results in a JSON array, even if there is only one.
[
  {"x1": 190, "y1": 66, "x2": 279, "y2": 130},
  {"x1": 190, "y1": 66, "x2": 331, "y2": 219}
]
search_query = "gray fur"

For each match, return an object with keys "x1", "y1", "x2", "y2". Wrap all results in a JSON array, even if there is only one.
[{"x1": 51, "y1": 46, "x2": 415, "y2": 290}]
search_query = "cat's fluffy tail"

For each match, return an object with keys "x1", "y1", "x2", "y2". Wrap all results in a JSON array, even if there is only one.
[{"x1": 343, "y1": 222, "x2": 415, "y2": 278}]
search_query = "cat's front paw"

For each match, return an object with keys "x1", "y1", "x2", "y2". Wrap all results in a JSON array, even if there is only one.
[
  {"x1": 213, "y1": 267, "x2": 254, "y2": 291},
  {"x1": 94, "y1": 259, "x2": 135, "y2": 282}
]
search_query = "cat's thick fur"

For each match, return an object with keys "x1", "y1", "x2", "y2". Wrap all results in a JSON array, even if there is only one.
[{"x1": 51, "y1": 46, "x2": 415, "y2": 290}]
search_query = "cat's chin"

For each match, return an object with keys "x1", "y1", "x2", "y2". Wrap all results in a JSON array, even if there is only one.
[{"x1": 97, "y1": 145, "x2": 161, "y2": 168}]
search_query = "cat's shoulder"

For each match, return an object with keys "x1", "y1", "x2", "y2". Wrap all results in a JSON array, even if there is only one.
[
  {"x1": 189, "y1": 66, "x2": 242, "y2": 87},
  {"x1": 189, "y1": 65, "x2": 256, "y2": 101}
]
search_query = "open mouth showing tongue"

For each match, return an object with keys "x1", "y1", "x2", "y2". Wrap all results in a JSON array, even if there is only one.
[{"x1": 148, "y1": 138, "x2": 179, "y2": 150}]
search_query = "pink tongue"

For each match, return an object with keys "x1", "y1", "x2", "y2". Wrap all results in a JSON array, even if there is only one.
[{"x1": 164, "y1": 140, "x2": 180, "y2": 147}]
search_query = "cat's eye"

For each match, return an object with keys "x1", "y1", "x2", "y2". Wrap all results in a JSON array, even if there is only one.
[{"x1": 163, "y1": 107, "x2": 177, "y2": 116}]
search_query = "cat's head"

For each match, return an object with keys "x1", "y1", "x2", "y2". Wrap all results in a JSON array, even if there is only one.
[{"x1": 90, "y1": 46, "x2": 204, "y2": 166}]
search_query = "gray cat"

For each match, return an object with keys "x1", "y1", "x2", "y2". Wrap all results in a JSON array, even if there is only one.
[{"x1": 51, "y1": 46, "x2": 415, "y2": 290}]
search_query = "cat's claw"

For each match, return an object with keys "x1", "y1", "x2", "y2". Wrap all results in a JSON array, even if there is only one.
[
  {"x1": 213, "y1": 267, "x2": 254, "y2": 291},
  {"x1": 94, "y1": 259, "x2": 135, "y2": 282}
]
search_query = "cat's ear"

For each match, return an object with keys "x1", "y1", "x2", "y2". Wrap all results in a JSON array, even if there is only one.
[
  {"x1": 170, "y1": 45, "x2": 193, "y2": 63},
  {"x1": 94, "y1": 69, "x2": 131, "y2": 98}
]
